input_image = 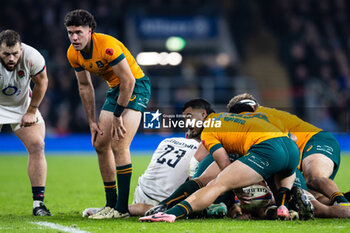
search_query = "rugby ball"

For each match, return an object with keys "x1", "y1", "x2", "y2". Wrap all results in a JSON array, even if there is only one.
[{"x1": 240, "y1": 185, "x2": 272, "y2": 212}]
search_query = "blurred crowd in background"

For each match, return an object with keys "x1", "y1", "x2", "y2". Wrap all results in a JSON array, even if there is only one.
[
  {"x1": 1, "y1": 0, "x2": 349, "y2": 134},
  {"x1": 262, "y1": 0, "x2": 350, "y2": 131}
]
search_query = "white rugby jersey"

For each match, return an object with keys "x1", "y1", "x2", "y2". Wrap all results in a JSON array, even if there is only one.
[
  {"x1": 0, "y1": 43, "x2": 45, "y2": 124},
  {"x1": 138, "y1": 137, "x2": 199, "y2": 202}
]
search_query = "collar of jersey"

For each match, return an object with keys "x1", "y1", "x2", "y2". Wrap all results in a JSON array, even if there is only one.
[{"x1": 80, "y1": 37, "x2": 93, "y2": 60}]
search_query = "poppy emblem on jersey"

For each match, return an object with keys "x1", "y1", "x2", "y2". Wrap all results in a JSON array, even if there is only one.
[
  {"x1": 18, "y1": 70, "x2": 25, "y2": 78},
  {"x1": 106, "y1": 48, "x2": 114, "y2": 56},
  {"x1": 201, "y1": 140, "x2": 206, "y2": 146}
]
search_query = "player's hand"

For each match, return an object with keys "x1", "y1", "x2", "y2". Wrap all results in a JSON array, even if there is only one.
[
  {"x1": 235, "y1": 189, "x2": 252, "y2": 205},
  {"x1": 20, "y1": 113, "x2": 37, "y2": 127},
  {"x1": 89, "y1": 122, "x2": 103, "y2": 147},
  {"x1": 112, "y1": 116, "x2": 127, "y2": 140}
]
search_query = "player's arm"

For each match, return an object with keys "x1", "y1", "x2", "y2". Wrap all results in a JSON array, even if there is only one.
[
  {"x1": 21, "y1": 67, "x2": 48, "y2": 127},
  {"x1": 75, "y1": 70, "x2": 103, "y2": 145},
  {"x1": 201, "y1": 131, "x2": 231, "y2": 170},
  {"x1": 189, "y1": 143, "x2": 210, "y2": 178},
  {"x1": 110, "y1": 58, "x2": 136, "y2": 139},
  {"x1": 212, "y1": 147, "x2": 231, "y2": 170},
  {"x1": 111, "y1": 59, "x2": 135, "y2": 108}
]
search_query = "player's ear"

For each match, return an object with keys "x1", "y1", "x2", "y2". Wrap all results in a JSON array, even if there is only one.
[{"x1": 201, "y1": 109, "x2": 207, "y2": 118}]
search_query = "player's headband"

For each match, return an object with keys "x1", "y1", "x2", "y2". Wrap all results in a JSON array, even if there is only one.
[
  {"x1": 238, "y1": 99, "x2": 256, "y2": 106},
  {"x1": 229, "y1": 99, "x2": 256, "y2": 114}
]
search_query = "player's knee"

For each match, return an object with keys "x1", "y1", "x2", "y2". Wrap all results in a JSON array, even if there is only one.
[
  {"x1": 197, "y1": 175, "x2": 211, "y2": 186},
  {"x1": 93, "y1": 140, "x2": 109, "y2": 153},
  {"x1": 27, "y1": 139, "x2": 45, "y2": 155}
]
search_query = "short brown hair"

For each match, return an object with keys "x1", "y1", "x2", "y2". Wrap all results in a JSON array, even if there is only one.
[
  {"x1": 227, "y1": 93, "x2": 259, "y2": 113},
  {"x1": 64, "y1": 9, "x2": 97, "y2": 31},
  {"x1": 0, "y1": 30, "x2": 21, "y2": 47}
]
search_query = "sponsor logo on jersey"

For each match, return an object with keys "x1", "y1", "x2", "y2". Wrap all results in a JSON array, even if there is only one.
[
  {"x1": 18, "y1": 70, "x2": 25, "y2": 78},
  {"x1": 106, "y1": 48, "x2": 114, "y2": 56},
  {"x1": 130, "y1": 95, "x2": 137, "y2": 101},
  {"x1": 306, "y1": 145, "x2": 313, "y2": 152},
  {"x1": 96, "y1": 61, "x2": 104, "y2": 68}
]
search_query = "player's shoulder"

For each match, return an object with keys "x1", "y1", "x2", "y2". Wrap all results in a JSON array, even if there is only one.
[
  {"x1": 67, "y1": 44, "x2": 78, "y2": 59},
  {"x1": 93, "y1": 33, "x2": 119, "y2": 46},
  {"x1": 258, "y1": 106, "x2": 290, "y2": 116},
  {"x1": 257, "y1": 106, "x2": 274, "y2": 112},
  {"x1": 21, "y1": 43, "x2": 42, "y2": 58},
  {"x1": 21, "y1": 43, "x2": 45, "y2": 65}
]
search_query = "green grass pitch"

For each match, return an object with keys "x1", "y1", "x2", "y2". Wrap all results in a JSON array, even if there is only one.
[{"x1": 0, "y1": 153, "x2": 350, "y2": 233}]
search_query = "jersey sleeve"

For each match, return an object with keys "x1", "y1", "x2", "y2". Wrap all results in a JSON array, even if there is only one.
[
  {"x1": 26, "y1": 45, "x2": 45, "y2": 76},
  {"x1": 201, "y1": 130, "x2": 222, "y2": 154},
  {"x1": 102, "y1": 38, "x2": 125, "y2": 67},
  {"x1": 66, "y1": 46, "x2": 84, "y2": 72}
]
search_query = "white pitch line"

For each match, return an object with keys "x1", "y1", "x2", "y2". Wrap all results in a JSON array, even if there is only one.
[{"x1": 31, "y1": 221, "x2": 90, "y2": 233}]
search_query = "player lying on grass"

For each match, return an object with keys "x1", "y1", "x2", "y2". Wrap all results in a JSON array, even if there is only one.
[
  {"x1": 144, "y1": 152, "x2": 238, "y2": 218},
  {"x1": 140, "y1": 103, "x2": 301, "y2": 222},
  {"x1": 145, "y1": 148, "x2": 312, "y2": 220},
  {"x1": 0, "y1": 30, "x2": 51, "y2": 216},
  {"x1": 83, "y1": 99, "x2": 213, "y2": 217},
  {"x1": 227, "y1": 93, "x2": 349, "y2": 207}
]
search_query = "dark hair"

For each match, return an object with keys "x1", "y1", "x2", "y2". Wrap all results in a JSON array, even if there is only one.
[
  {"x1": 182, "y1": 98, "x2": 215, "y2": 115},
  {"x1": 64, "y1": 9, "x2": 97, "y2": 31},
  {"x1": 0, "y1": 30, "x2": 21, "y2": 47}
]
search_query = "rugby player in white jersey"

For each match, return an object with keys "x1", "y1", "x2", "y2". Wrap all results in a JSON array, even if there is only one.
[
  {"x1": 127, "y1": 137, "x2": 200, "y2": 216},
  {"x1": 0, "y1": 30, "x2": 51, "y2": 216}
]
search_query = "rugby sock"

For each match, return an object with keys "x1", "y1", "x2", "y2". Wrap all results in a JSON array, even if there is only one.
[
  {"x1": 344, "y1": 191, "x2": 350, "y2": 202},
  {"x1": 165, "y1": 200, "x2": 193, "y2": 219},
  {"x1": 276, "y1": 187, "x2": 291, "y2": 208},
  {"x1": 32, "y1": 186, "x2": 45, "y2": 202},
  {"x1": 104, "y1": 181, "x2": 117, "y2": 208},
  {"x1": 160, "y1": 179, "x2": 204, "y2": 208},
  {"x1": 115, "y1": 164, "x2": 132, "y2": 213},
  {"x1": 330, "y1": 192, "x2": 348, "y2": 204}
]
